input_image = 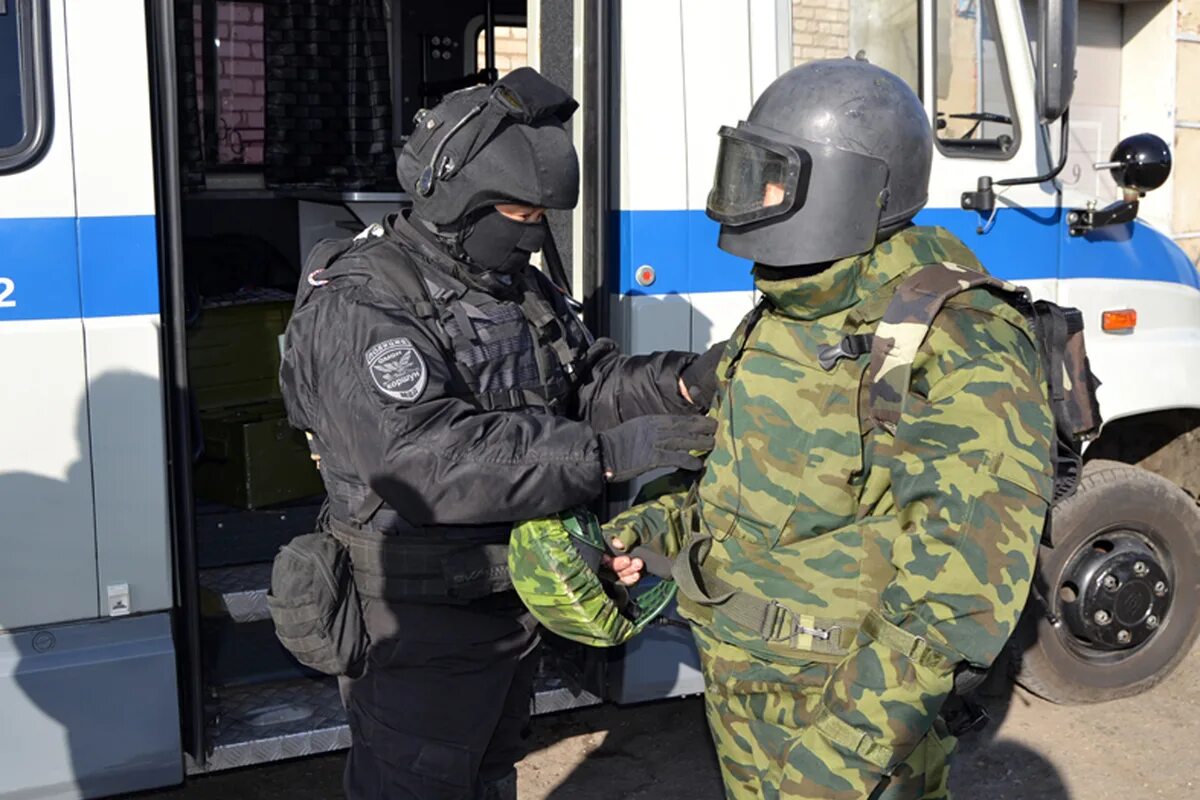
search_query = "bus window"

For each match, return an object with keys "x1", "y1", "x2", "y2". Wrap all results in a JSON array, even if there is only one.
[
  {"x1": 0, "y1": 0, "x2": 51, "y2": 174},
  {"x1": 935, "y1": 0, "x2": 1019, "y2": 158},
  {"x1": 792, "y1": 0, "x2": 919, "y2": 95}
]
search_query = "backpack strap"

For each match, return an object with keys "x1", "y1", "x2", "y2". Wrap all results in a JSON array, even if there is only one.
[
  {"x1": 711, "y1": 297, "x2": 770, "y2": 410},
  {"x1": 865, "y1": 262, "x2": 1026, "y2": 434}
]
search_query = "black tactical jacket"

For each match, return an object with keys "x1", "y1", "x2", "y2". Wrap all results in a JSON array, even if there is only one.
[{"x1": 280, "y1": 211, "x2": 694, "y2": 545}]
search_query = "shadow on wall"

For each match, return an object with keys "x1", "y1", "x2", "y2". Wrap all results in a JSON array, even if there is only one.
[{"x1": 0, "y1": 371, "x2": 180, "y2": 799}]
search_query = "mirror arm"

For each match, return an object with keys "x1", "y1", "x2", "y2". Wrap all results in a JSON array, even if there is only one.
[
  {"x1": 996, "y1": 108, "x2": 1071, "y2": 188},
  {"x1": 960, "y1": 110, "x2": 1071, "y2": 233},
  {"x1": 1067, "y1": 197, "x2": 1139, "y2": 237}
]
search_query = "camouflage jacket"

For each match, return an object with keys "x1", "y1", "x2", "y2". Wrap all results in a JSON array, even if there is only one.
[{"x1": 606, "y1": 226, "x2": 1053, "y2": 771}]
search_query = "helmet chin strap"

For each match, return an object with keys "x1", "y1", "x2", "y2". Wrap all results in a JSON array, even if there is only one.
[{"x1": 413, "y1": 213, "x2": 471, "y2": 260}]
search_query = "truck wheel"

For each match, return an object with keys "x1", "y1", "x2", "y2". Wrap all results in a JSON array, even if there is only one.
[{"x1": 1014, "y1": 460, "x2": 1200, "y2": 704}]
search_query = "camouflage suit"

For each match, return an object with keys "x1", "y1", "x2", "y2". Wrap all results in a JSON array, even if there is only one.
[{"x1": 605, "y1": 226, "x2": 1054, "y2": 799}]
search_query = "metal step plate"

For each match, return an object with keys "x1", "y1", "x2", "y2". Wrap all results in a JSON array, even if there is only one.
[
  {"x1": 191, "y1": 677, "x2": 349, "y2": 774},
  {"x1": 531, "y1": 674, "x2": 603, "y2": 715},
  {"x1": 189, "y1": 666, "x2": 602, "y2": 773},
  {"x1": 199, "y1": 563, "x2": 272, "y2": 622}
]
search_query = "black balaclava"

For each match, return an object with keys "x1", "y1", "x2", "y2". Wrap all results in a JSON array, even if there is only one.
[{"x1": 460, "y1": 208, "x2": 547, "y2": 274}]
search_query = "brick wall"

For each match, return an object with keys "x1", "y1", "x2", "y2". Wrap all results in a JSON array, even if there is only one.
[
  {"x1": 477, "y1": 25, "x2": 529, "y2": 76},
  {"x1": 194, "y1": 1, "x2": 266, "y2": 165},
  {"x1": 792, "y1": 0, "x2": 849, "y2": 65}
]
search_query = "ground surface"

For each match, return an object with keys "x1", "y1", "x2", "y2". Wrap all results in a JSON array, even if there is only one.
[{"x1": 131, "y1": 643, "x2": 1200, "y2": 799}]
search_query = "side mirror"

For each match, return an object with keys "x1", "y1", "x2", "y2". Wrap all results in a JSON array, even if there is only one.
[
  {"x1": 1096, "y1": 133, "x2": 1172, "y2": 194},
  {"x1": 1039, "y1": 0, "x2": 1078, "y2": 123},
  {"x1": 1068, "y1": 134, "x2": 1172, "y2": 236}
]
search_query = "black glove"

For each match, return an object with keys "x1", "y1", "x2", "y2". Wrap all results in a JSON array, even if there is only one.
[
  {"x1": 597, "y1": 414, "x2": 718, "y2": 483},
  {"x1": 680, "y1": 340, "x2": 728, "y2": 411}
]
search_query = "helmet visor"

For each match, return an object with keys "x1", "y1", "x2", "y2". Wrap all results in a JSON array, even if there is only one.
[{"x1": 707, "y1": 125, "x2": 810, "y2": 225}]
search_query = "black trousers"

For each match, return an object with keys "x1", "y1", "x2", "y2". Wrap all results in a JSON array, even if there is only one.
[{"x1": 340, "y1": 591, "x2": 539, "y2": 800}]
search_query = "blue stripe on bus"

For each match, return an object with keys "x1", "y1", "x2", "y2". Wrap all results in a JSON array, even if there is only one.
[
  {"x1": 0, "y1": 217, "x2": 83, "y2": 319},
  {"x1": 616, "y1": 206, "x2": 1199, "y2": 295},
  {"x1": 616, "y1": 210, "x2": 753, "y2": 296},
  {"x1": 0, "y1": 215, "x2": 159, "y2": 321},
  {"x1": 78, "y1": 215, "x2": 161, "y2": 318}
]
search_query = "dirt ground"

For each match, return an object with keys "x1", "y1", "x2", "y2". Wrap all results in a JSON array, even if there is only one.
[{"x1": 136, "y1": 642, "x2": 1200, "y2": 800}]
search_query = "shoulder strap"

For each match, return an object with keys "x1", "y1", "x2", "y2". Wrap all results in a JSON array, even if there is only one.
[
  {"x1": 713, "y1": 298, "x2": 770, "y2": 407},
  {"x1": 515, "y1": 273, "x2": 582, "y2": 381},
  {"x1": 865, "y1": 262, "x2": 1026, "y2": 433}
]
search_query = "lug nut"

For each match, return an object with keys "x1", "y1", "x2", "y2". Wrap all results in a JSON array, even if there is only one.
[
  {"x1": 1154, "y1": 581, "x2": 1168, "y2": 596},
  {"x1": 1094, "y1": 609, "x2": 1112, "y2": 625},
  {"x1": 1102, "y1": 575, "x2": 1119, "y2": 590},
  {"x1": 1146, "y1": 615, "x2": 1160, "y2": 629},
  {"x1": 1134, "y1": 561, "x2": 1149, "y2": 577},
  {"x1": 1117, "y1": 629, "x2": 1132, "y2": 644}
]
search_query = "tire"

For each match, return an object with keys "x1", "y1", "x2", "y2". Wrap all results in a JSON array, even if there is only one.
[{"x1": 1014, "y1": 460, "x2": 1200, "y2": 704}]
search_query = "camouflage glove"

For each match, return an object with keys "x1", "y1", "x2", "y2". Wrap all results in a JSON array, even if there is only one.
[
  {"x1": 602, "y1": 489, "x2": 692, "y2": 560},
  {"x1": 597, "y1": 415, "x2": 716, "y2": 483},
  {"x1": 680, "y1": 340, "x2": 727, "y2": 411}
]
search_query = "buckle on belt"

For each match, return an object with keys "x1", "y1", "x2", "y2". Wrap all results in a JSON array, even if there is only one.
[{"x1": 762, "y1": 601, "x2": 835, "y2": 643}]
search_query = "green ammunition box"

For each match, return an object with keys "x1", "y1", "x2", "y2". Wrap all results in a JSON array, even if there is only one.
[
  {"x1": 192, "y1": 400, "x2": 324, "y2": 510},
  {"x1": 187, "y1": 301, "x2": 292, "y2": 411}
]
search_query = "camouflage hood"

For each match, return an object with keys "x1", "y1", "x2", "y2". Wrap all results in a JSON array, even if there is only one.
[{"x1": 753, "y1": 226, "x2": 986, "y2": 320}]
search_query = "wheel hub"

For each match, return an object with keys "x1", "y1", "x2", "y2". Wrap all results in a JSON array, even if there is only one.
[{"x1": 1062, "y1": 536, "x2": 1171, "y2": 650}]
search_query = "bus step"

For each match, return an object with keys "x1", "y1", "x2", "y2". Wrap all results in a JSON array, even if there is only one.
[
  {"x1": 188, "y1": 666, "x2": 604, "y2": 772},
  {"x1": 190, "y1": 676, "x2": 349, "y2": 773},
  {"x1": 199, "y1": 563, "x2": 272, "y2": 622},
  {"x1": 530, "y1": 674, "x2": 603, "y2": 715}
]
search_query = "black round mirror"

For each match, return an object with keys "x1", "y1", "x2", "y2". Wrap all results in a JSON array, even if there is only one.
[{"x1": 1108, "y1": 133, "x2": 1172, "y2": 193}]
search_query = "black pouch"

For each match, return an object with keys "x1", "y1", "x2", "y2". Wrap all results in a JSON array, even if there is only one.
[
  {"x1": 268, "y1": 532, "x2": 368, "y2": 677},
  {"x1": 1022, "y1": 300, "x2": 1103, "y2": 507}
]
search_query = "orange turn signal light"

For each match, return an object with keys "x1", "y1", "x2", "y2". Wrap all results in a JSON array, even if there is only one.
[{"x1": 1101, "y1": 309, "x2": 1137, "y2": 333}]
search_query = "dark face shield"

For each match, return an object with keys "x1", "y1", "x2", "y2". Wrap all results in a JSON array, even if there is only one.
[
  {"x1": 707, "y1": 126, "x2": 811, "y2": 225},
  {"x1": 708, "y1": 123, "x2": 892, "y2": 266}
]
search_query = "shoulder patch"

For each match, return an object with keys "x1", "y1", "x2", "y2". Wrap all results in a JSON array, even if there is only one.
[{"x1": 365, "y1": 338, "x2": 428, "y2": 403}]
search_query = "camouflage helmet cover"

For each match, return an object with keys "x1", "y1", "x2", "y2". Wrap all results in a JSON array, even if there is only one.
[{"x1": 508, "y1": 510, "x2": 676, "y2": 648}]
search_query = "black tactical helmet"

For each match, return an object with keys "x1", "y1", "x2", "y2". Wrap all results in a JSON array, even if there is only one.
[
  {"x1": 397, "y1": 68, "x2": 580, "y2": 227},
  {"x1": 707, "y1": 58, "x2": 932, "y2": 266}
]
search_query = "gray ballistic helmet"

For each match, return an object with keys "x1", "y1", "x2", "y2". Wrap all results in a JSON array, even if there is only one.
[
  {"x1": 707, "y1": 58, "x2": 932, "y2": 266},
  {"x1": 397, "y1": 68, "x2": 580, "y2": 226}
]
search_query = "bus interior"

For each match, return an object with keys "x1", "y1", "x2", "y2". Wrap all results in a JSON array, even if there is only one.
[{"x1": 165, "y1": 0, "x2": 599, "y2": 770}]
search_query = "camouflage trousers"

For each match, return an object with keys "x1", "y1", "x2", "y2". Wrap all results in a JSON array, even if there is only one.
[{"x1": 694, "y1": 628, "x2": 956, "y2": 800}]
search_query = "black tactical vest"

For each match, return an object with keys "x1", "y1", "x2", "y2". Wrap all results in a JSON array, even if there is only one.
[{"x1": 282, "y1": 213, "x2": 593, "y2": 600}]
